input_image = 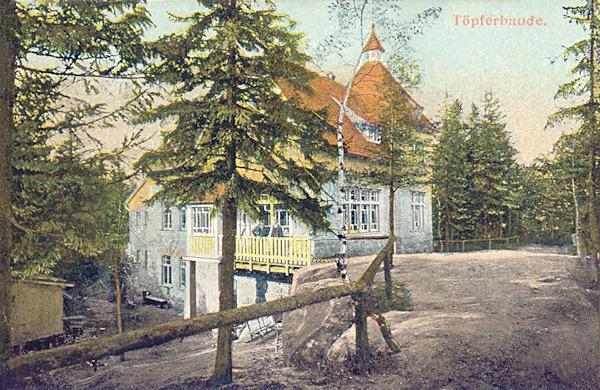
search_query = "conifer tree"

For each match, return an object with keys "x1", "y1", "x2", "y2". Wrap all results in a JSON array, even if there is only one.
[
  {"x1": 137, "y1": 0, "x2": 335, "y2": 384},
  {"x1": 0, "y1": 0, "x2": 17, "y2": 368},
  {"x1": 550, "y1": 0, "x2": 600, "y2": 277},
  {"x1": 432, "y1": 98, "x2": 470, "y2": 249},
  {"x1": 550, "y1": 2, "x2": 600, "y2": 361},
  {"x1": 11, "y1": 0, "x2": 151, "y2": 277},
  {"x1": 465, "y1": 92, "x2": 518, "y2": 239},
  {"x1": 1, "y1": 0, "x2": 151, "y2": 362}
]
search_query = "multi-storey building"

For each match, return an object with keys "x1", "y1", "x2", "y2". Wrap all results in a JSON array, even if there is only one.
[{"x1": 126, "y1": 26, "x2": 435, "y2": 317}]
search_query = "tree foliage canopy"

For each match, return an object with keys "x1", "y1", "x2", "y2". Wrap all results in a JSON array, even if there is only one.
[
  {"x1": 137, "y1": 0, "x2": 336, "y2": 230},
  {"x1": 11, "y1": 0, "x2": 152, "y2": 278}
]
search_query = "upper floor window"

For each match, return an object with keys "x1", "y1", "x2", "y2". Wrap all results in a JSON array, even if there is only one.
[
  {"x1": 180, "y1": 207, "x2": 186, "y2": 230},
  {"x1": 192, "y1": 206, "x2": 212, "y2": 235},
  {"x1": 162, "y1": 255, "x2": 172, "y2": 285},
  {"x1": 135, "y1": 211, "x2": 141, "y2": 226},
  {"x1": 342, "y1": 187, "x2": 380, "y2": 234},
  {"x1": 162, "y1": 208, "x2": 173, "y2": 230},
  {"x1": 144, "y1": 250, "x2": 149, "y2": 268},
  {"x1": 144, "y1": 211, "x2": 149, "y2": 226},
  {"x1": 411, "y1": 191, "x2": 426, "y2": 230}
]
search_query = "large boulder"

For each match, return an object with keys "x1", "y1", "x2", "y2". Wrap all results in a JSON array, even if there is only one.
[{"x1": 282, "y1": 256, "x2": 383, "y2": 369}]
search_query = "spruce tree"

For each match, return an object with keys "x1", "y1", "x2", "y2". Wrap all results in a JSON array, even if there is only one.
[
  {"x1": 137, "y1": 0, "x2": 335, "y2": 384},
  {"x1": 11, "y1": 0, "x2": 151, "y2": 277},
  {"x1": 432, "y1": 98, "x2": 470, "y2": 250},
  {"x1": 551, "y1": 3, "x2": 600, "y2": 362},
  {"x1": 466, "y1": 92, "x2": 518, "y2": 239},
  {"x1": 550, "y1": 0, "x2": 600, "y2": 279}
]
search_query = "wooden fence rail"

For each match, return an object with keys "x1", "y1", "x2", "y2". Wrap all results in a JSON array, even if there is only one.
[{"x1": 6, "y1": 237, "x2": 396, "y2": 382}]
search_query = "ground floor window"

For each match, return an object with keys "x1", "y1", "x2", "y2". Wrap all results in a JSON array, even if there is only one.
[
  {"x1": 342, "y1": 186, "x2": 380, "y2": 233},
  {"x1": 411, "y1": 191, "x2": 426, "y2": 230},
  {"x1": 162, "y1": 208, "x2": 173, "y2": 230},
  {"x1": 162, "y1": 255, "x2": 172, "y2": 285},
  {"x1": 180, "y1": 207, "x2": 186, "y2": 230},
  {"x1": 180, "y1": 259, "x2": 186, "y2": 287}
]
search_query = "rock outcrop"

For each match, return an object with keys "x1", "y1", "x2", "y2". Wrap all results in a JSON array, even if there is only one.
[{"x1": 282, "y1": 256, "x2": 389, "y2": 369}]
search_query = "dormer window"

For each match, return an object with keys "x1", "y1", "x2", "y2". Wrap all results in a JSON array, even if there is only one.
[{"x1": 358, "y1": 122, "x2": 382, "y2": 143}]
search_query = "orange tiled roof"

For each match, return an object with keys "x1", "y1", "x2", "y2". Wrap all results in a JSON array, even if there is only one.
[
  {"x1": 279, "y1": 64, "x2": 435, "y2": 159},
  {"x1": 347, "y1": 61, "x2": 435, "y2": 131},
  {"x1": 279, "y1": 71, "x2": 379, "y2": 159}
]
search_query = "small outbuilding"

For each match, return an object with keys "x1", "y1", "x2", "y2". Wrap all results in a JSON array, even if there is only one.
[{"x1": 11, "y1": 276, "x2": 73, "y2": 347}]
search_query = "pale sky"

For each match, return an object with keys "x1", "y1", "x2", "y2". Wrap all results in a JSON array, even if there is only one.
[{"x1": 145, "y1": 0, "x2": 588, "y2": 164}]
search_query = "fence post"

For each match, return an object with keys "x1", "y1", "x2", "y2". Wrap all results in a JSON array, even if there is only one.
[
  {"x1": 384, "y1": 250, "x2": 393, "y2": 299},
  {"x1": 488, "y1": 239, "x2": 492, "y2": 250},
  {"x1": 354, "y1": 292, "x2": 370, "y2": 375},
  {"x1": 462, "y1": 240, "x2": 465, "y2": 252}
]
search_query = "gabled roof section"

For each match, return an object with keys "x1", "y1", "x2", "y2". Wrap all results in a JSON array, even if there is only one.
[
  {"x1": 278, "y1": 71, "x2": 379, "y2": 159},
  {"x1": 362, "y1": 25, "x2": 385, "y2": 53},
  {"x1": 347, "y1": 60, "x2": 435, "y2": 132},
  {"x1": 278, "y1": 42, "x2": 437, "y2": 160},
  {"x1": 126, "y1": 178, "x2": 155, "y2": 210}
]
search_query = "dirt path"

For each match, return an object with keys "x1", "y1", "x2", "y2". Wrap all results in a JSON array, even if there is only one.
[{"x1": 16, "y1": 250, "x2": 600, "y2": 389}]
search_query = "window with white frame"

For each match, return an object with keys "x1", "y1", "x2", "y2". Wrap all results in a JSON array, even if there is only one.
[
  {"x1": 135, "y1": 211, "x2": 140, "y2": 226},
  {"x1": 144, "y1": 250, "x2": 149, "y2": 268},
  {"x1": 162, "y1": 255, "x2": 172, "y2": 285},
  {"x1": 342, "y1": 187, "x2": 380, "y2": 233},
  {"x1": 411, "y1": 191, "x2": 426, "y2": 230},
  {"x1": 192, "y1": 206, "x2": 212, "y2": 235},
  {"x1": 162, "y1": 208, "x2": 173, "y2": 230},
  {"x1": 144, "y1": 211, "x2": 148, "y2": 226},
  {"x1": 180, "y1": 207, "x2": 186, "y2": 230},
  {"x1": 180, "y1": 259, "x2": 186, "y2": 287}
]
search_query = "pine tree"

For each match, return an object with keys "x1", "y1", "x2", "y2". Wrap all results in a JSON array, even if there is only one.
[
  {"x1": 137, "y1": 0, "x2": 335, "y2": 384},
  {"x1": 432, "y1": 98, "x2": 470, "y2": 249}
]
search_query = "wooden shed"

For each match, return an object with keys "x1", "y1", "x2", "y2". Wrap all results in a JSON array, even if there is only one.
[{"x1": 11, "y1": 277, "x2": 73, "y2": 347}]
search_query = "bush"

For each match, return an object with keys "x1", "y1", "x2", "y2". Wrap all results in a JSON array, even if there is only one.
[{"x1": 369, "y1": 282, "x2": 412, "y2": 313}]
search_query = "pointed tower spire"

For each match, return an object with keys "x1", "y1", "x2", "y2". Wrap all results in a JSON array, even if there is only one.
[{"x1": 362, "y1": 24, "x2": 385, "y2": 53}]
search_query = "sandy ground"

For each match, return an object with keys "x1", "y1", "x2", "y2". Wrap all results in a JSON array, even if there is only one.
[{"x1": 12, "y1": 248, "x2": 600, "y2": 389}]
